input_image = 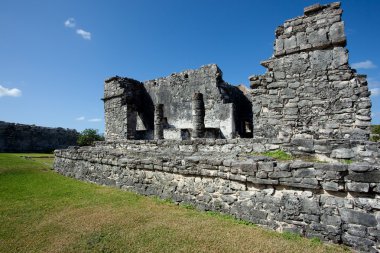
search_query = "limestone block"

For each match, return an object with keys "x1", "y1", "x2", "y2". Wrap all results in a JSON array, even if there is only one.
[
  {"x1": 329, "y1": 21, "x2": 346, "y2": 45},
  {"x1": 346, "y1": 171, "x2": 380, "y2": 183},
  {"x1": 346, "y1": 182, "x2": 370, "y2": 193},
  {"x1": 304, "y1": 3, "x2": 323, "y2": 15},
  {"x1": 308, "y1": 28, "x2": 329, "y2": 48},
  {"x1": 293, "y1": 168, "x2": 321, "y2": 178},
  {"x1": 331, "y1": 47, "x2": 348, "y2": 69},
  {"x1": 284, "y1": 36, "x2": 297, "y2": 50},
  {"x1": 275, "y1": 38, "x2": 284, "y2": 53},
  {"x1": 331, "y1": 148, "x2": 354, "y2": 159},
  {"x1": 340, "y1": 209, "x2": 377, "y2": 227},
  {"x1": 267, "y1": 81, "x2": 287, "y2": 89},
  {"x1": 296, "y1": 32, "x2": 307, "y2": 47},
  {"x1": 322, "y1": 182, "x2": 344, "y2": 191},
  {"x1": 310, "y1": 50, "x2": 332, "y2": 71}
]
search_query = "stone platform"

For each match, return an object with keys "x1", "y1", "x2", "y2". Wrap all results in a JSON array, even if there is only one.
[{"x1": 55, "y1": 139, "x2": 380, "y2": 252}]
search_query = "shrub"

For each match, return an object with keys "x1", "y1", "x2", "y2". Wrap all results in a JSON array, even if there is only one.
[
  {"x1": 77, "y1": 129, "x2": 104, "y2": 146},
  {"x1": 371, "y1": 125, "x2": 380, "y2": 142}
]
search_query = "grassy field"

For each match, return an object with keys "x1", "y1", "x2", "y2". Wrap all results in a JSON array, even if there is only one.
[{"x1": 0, "y1": 153, "x2": 350, "y2": 253}]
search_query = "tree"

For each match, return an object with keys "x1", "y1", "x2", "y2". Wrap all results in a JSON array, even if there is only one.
[
  {"x1": 77, "y1": 129, "x2": 104, "y2": 146},
  {"x1": 371, "y1": 125, "x2": 380, "y2": 142}
]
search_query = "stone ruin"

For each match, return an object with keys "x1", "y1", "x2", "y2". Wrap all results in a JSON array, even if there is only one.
[
  {"x1": 0, "y1": 121, "x2": 78, "y2": 152},
  {"x1": 103, "y1": 64, "x2": 252, "y2": 141},
  {"x1": 54, "y1": 3, "x2": 380, "y2": 252}
]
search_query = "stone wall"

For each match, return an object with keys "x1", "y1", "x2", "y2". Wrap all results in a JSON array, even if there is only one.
[
  {"x1": 103, "y1": 77, "x2": 145, "y2": 141},
  {"x1": 54, "y1": 140, "x2": 380, "y2": 252},
  {"x1": 249, "y1": 2, "x2": 371, "y2": 142},
  {"x1": 0, "y1": 121, "x2": 78, "y2": 152}
]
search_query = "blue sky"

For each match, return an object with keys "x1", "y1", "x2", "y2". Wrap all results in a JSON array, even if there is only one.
[{"x1": 1, "y1": 0, "x2": 379, "y2": 133}]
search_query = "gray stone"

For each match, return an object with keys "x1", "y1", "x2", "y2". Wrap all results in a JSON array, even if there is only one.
[
  {"x1": 329, "y1": 21, "x2": 346, "y2": 45},
  {"x1": 331, "y1": 148, "x2": 355, "y2": 159},
  {"x1": 0, "y1": 121, "x2": 78, "y2": 152},
  {"x1": 293, "y1": 168, "x2": 320, "y2": 178},
  {"x1": 322, "y1": 181, "x2": 343, "y2": 191},
  {"x1": 247, "y1": 177, "x2": 278, "y2": 185},
  {"x1": 340, "y1": 209, "x2": 377, "y2": 227},
  {"x1": 346, "y1": 172, "x2": 380, "y2": 183},
  {"x1": 258, "y1": 162, "x2": 275, "y2": 172},
  {"x1": 346, "y1": 182, "x2": 369, "y2": 193},
  {"x1": 290, "y1": 161, "x2": 314, "y2": 169},
  {"x1": 342, "y1": 234, "x2": 376, "y2": 252},
  {"x1": 268, "y1": 171, "x2": 292, "y2": 178}
]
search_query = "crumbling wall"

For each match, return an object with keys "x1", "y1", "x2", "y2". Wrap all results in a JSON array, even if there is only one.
[
  {"x1": 103, "y1": 77, "x2": 149, "y2": 140},
  {"x1": 104, "y1": 64, "x2": 252, "y2": 140},
  {"x1": 0, "y1": 121, "x2": 78, "y2": 152},
  {"x1": 249, "y1": 2, "x2": 371, "y2": 142},
  {"x1": 143, "y1": 64, "x2": 247, "y2": 139}
]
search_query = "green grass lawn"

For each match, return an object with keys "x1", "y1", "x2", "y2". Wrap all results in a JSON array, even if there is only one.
[{"x1": 0, "y1": 153, "x2": 350, "y2": 253}]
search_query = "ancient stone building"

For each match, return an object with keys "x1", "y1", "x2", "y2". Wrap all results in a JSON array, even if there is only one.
[
  {"x1": 103, "y1": 64, "x2": 252, "y2": 141},
  {"x1": 102, "y1": 3, "x2": 370, "y2": 146},
  {"x1": 54, "y1": 3, "x2": 380, "y2": 252}
]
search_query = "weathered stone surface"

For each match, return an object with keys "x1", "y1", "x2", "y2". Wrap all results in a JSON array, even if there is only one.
[
  {"x1": 249, "y1": 2, "x2": 371, "y2": 142},
  {"x1": 0, "y1": 121, "x2": 78, "y2": 152},
  {"x1": 340, "y1": 209, "x2": 377, "y2": 227},
  {"x1": 331, "y1": 148, "x2": 355, "y2": 159},
  {"x1": 104, "y1": 64, "x2": 252, "y2": 141},
  {"x1": 346, "y1": 182, "x2": 369, "y2": 193},
  {"x1": 346, "y1": 171, "x2": 380, "y2": 183}
]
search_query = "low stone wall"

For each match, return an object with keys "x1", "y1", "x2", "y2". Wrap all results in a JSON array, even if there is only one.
[
  {"x1": 0, "y1": 121, "x2": 78, "y2": 152},
  {"x1": 54, "y1": 141, "x2": 380, "y2": 252}
]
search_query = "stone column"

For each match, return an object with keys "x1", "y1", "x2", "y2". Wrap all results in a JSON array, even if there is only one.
[
  {"x1": 192, "y1": 92, "x2": 205, "y2": 138},
  {"x1": 154, "y1": 104, "x2": 164, "y2": 140},
  {"x1": 126, "y1": 104, "x2": 137, "y2": 139}
]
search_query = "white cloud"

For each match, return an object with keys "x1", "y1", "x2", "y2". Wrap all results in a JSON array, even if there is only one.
[
  {"x1": 64, "y1": 18, "x2": 91, "y2": 40},
  {"x1": 352, "y1": 60, "x2": 377, "y2": 69},
  {"x1": 64, "y1": 18, "x2": 76, "y2": 28},
  {"x1": 0, "y1": 85, "x2": 22, "y2": 97},
  {"x1": 370, "y1": 88, "x2": 380, "y2": 96},
  {"x1": 76, "y1": 29, "x2": 91, "y2": 40},
  {"x1": 88, "y1": 118, "x2": 101, "y2": 122},
  {"x1": 76, "y1": 116, "x2": 85, "y2": 121}
]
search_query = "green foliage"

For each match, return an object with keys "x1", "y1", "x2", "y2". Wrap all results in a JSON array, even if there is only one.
[
  {"x1": 262, "y1": 150, "x2": 293, "y2": 160},
  {"x1": 77, "y1": 129, "x2": 104, "y2": 146},
  {"x1": 181, "y1": 203, "x2": 196, "y2": 210},
  {"x1": 341, "y1": 159, "x2": 353, "y2": 165},
  {"x1": 371, "y1": 125, "x2": 380, "y2": 142},
  {"x1": 371, "y1": 125, "x2": 380, "y2": 134},
  {"x1": 310, "y1": 237, "x2": 322, "y2": 245},
  {"x1": 282, "y1": 231, "x2": 302, "y2": 241},
  {"x1": 151, "y1": 196, "x2": 175, "y2": 205}
]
